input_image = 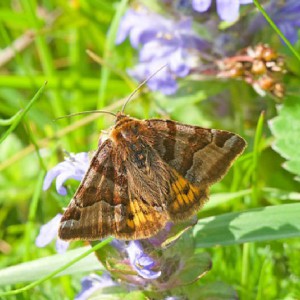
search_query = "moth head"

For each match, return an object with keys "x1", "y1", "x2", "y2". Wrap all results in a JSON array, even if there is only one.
[{"x1": 112, "y1": 118, "x2": 142, "y2": 143}]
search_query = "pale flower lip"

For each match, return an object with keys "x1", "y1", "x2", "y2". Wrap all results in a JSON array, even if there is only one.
[
  {"x1": 126, "y1": 241, "x2": 162, "y2": 280},
  {"x1": 75, "y1": 273, "x2": 118, "y2": 300},
  {"x1": 35, "y1": 213, "x2": 69, "y2": 253},
  {"x1": 43, "y1": 152, "x2": 89, "y2": 196},
  {"x1": 38, "y1": 152, "x2": 90, "y2": 253}
]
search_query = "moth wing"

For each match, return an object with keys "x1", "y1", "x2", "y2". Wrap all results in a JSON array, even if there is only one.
[
  {"x1": 145, "y1": 119, "x2": 246, "y2": 186},
  {"x1": 165, "y1": 166, "x2": 209, "y2": 221},
  {"x1": 59, "y1": 139, "x2": 168, "y2": 241}
]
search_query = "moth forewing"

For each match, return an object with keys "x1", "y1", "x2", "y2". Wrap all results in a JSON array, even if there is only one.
[{"x1": 59, "y1": 114, "x2": 246, "y2": 241}]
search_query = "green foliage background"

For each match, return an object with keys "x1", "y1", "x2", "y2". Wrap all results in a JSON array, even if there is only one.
[{"x1": 0, "y1": 0, "x2": 300, "y2": 299}]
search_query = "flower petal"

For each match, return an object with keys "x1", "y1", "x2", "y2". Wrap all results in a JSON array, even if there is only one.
[
  {"x1": 239, "y1": 0, "x2": 252, "y2": 4},
  {"x1": 43, "y1": 167, "x2": 65, "y2": 191},
  {"x1": 216, "y1": 0, "x2": 240, "y2": 22},
  {"x1": 55, "y1": 238, "x2": 69, "y2": 254},
  {"x1": 35, "y1": 214, "x2": 62, "y2": 248},
  {"x1": 75, "y1": 273, "x2": 117, "y2": 300},
  {"x1": 192, "y1": 0, "x2": 212, "y2": 12},
  {"x1": 138, "y1": 255, "x2": 155, "y2": 268},
  {"x1": 136, "y1": 267, "x2": 162, "y2": 280},
  {"x1": 117, "y1": 7, "x2": 210, "y2": 95},
  {"x1": 126, "y1": 241, "x2": 161, "y2": 280},
  {"x1": 139, "y1": 41, "x2": 176, "y2": 62},
  {"x1": 115, "y1": 9, "x2": 141, "y2": 45},
  {"x1": 43, "y1": 152, "x2": 89, "y2": 195},
  {"x1": 278, "y1": 22, "x2": 299, "y2": 44},
  {"x1": 169, "y1": 49, "x2": 190, "y2": 77}
]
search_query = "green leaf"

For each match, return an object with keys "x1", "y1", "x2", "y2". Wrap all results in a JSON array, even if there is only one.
[
  {"x1": 88, "y1": 286, "x2": 132, "y2": 300},
  {"x1": 123, "y1": 291, "x2": 148, "y2": 300},
  {"x1": 183, "y1": 281, "x2": 238, "y2": 300},
  {"x1": 203, "y1": 189, "x2": 252, "y2": 210},
  {"x1": 89, "y1": 290, "x2": 148, "y2": 300},
  {"x1": 177, "y1": 252, "x2": 212, "y2": 285},
  {"x1": 263, "y1": 187, "x2": 300, "y2": 201},
  {"x1": 194, "y1": 203, "x2": 300, "y2": 248},
  {"x1": 0, "y1": 247, "x2": 103, "y2": 286},
  {"x1": 269, "y1": 95, "x2": 300, "y2": 179}
]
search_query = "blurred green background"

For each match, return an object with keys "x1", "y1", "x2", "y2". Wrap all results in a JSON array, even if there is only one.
[{"x1": 1, "y1": 0, "x2": 300, "y2": 299}]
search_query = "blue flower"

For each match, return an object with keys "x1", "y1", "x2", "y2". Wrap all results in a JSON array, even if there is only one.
[
  {"x1": 258, "y1": 0, "x2": 300, "y2": 44},
  {"x1": 35, "y1": 213, "x2": 69, "y2": 253},
  {"x1": 126, "y1": 241, "x2": 161, "y2": 280},
  {"x1": 75, "y1": 273, "x2": 118, "y2": 300},
  {"x1": 247, "y1": 0, "x2": 300, "y2": 45},
  {"x1": 192, "y1": 0, "x2": 253, "y2": 22},
  {"x1": 43, "y1": 152, "x2": 89, "y2": 196},
  {"x1": 117, "y1": 8, "x2": 209, "y2": 94},
  {"x1": 37, "y1": 152, "x2": 89, "y2": 253}
]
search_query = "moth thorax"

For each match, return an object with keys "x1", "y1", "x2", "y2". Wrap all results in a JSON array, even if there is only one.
[{"x1": 110, "y1": 122, "x2": 141, "y2": 145}]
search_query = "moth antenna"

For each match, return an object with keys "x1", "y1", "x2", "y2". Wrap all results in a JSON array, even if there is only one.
[
  {"x1": 121, "y1": 64, "x2": 168, "y2": 113},
  {"x1": 54, "y1": 110, "x2": 117, "y2": 121}
]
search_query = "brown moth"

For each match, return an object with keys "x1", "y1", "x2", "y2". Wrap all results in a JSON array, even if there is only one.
[{"x1": 59, "y1": 112, "x2": 246, "y2": 241}]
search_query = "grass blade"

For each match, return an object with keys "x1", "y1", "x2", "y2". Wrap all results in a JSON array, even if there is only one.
[{"x1": 0, "y1": 82, "x2": 47, "y2": 144}]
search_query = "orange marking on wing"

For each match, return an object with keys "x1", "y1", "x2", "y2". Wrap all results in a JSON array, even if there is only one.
[
  {"x1": 127, "y1": 219, "x2": 135, "y2": 229},
  {"x1": 182, "y1": 194, "x2": 190, "y2": 204},
  {"x1": 172, "y1": 201, "x2": 180, "y2": 211}
]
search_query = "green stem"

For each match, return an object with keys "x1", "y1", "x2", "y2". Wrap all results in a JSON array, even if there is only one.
[
  {"x1": 21, "y1": 0, "x2": 66, "y2": 120},
  {"x1": 0, "y1": 75, "x2": 111, "y2": 90},
  {"x1": 0, "y1": 82, "x2": 47, "y2": 144},
  {"x1": 23, "y1": 171, "x2": 45, "y2": 261},
  {"x1": 253, "y1": 0, "x2": 300, "y2": 63},
  {"x1": 241, "y1": 243, "x2": 250, "y2": 300},
  {"x1": 251, "y1": 111, "x2": 265, "y2": 206},
  {"x1": 97, "y1": 0, "x2": 129, "y2": 110},
  {"x1": 0, "y1": 238, "x2": 113, "y2": 297},
  {"x1": 0, "y1": 110, "x2": 23, "y2": 126}
]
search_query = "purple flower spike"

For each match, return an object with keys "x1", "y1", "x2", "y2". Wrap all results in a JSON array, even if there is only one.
[
  {"x1": 126, "y1": 241, "x2": 161, "y2": 280},
  {"x1": 75, "y1": 273, "x2": 118, "y2": 300},
  {"x1": 117, "y1": 7, "x2": 210, "y2": 94},
  {"x1": 43, "y1": 152, "x2": 89, "y2": 196},
  {"x1": 128, "y1": 62, "x2": 179, "y2": 95},
  {"x1": 35, "y1": 213, "x2": 69, "y2": 253},
  {"x1": 192, "y1": 0, "x2": 252, "y2": 22}
]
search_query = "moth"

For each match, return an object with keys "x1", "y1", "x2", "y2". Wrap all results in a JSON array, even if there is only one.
[{"x1": 59, "y1": 111, "x2": 246, "y2": 241}]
